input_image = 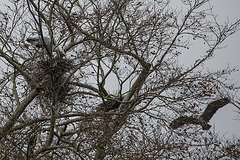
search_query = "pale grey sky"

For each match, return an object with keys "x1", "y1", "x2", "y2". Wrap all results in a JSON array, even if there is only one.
[
  {"x1": 204, "y1": 0, "x2": 240, "y2": 138},
  {"x1": 0, "y1": 0, "x2": 239, "y2": 138}
]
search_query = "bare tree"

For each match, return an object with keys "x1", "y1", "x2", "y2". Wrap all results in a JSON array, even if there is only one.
[{"x1": 0, "y1": 0, "x2": 240, "y2": 159}]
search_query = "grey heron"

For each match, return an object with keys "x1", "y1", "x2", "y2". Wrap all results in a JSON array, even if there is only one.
[
  {"x1": 26, "y1": 36, "x2": 66, "y2": 57},
  {"x1": 26, "y1": 37, "x2": 55, "y2": 48},
  {"x1": 170, "y1": 98, "x2": 230, "y2": 130}
]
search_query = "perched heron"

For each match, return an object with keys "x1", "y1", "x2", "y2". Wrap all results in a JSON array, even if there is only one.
[
  {"x1": 170, "y1": 98, "x2": 230, "y2": 130},
  {"x1": 57, "y1": 46, "x2": 67, "y2": 57},
  {"x1": 26, "y1": 37, "x2": 55, "y2": 48},
  {"x1": 26, "y1": 36, "x2": 66, "y2": 57}
]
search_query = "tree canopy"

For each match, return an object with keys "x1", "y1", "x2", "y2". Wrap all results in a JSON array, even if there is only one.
[{"x1": 0, "y1": 0, "x2": 240, "y2": 159}]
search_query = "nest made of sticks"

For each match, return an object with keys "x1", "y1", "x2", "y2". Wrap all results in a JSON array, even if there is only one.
[{"x1": 29, "y1": 57, "x2": 74, "y2": 103}]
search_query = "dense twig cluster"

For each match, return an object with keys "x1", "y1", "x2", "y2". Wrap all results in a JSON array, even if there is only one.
[{"x1": 30, "y1": 57, "x2": 74, "y2": 103}]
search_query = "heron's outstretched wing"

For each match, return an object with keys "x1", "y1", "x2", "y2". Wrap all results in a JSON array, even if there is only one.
[
  {"x1": 170, "y1": 116, "x2": 211, "y2": 130},
  {"x1": 201, "y1": 98, "x2": 230, "y2": 122}
]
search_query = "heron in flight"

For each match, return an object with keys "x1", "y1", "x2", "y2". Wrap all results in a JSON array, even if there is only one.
[
  {"x1": 26, "y1": 36, "x2": 66, "y2": 57},
  {"x1": 170, "y1": 98, "x2": 230, "y2": 130}
]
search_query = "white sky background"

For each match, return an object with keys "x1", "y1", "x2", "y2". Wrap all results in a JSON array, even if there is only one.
[
  {"x1": 199, "y1": 0, "x2": 240, "y2": 138},
  {"x1": 0, "y1": 0, "x2": 239, "y2": 138}
]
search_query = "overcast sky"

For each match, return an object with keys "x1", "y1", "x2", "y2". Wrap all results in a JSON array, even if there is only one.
[
  {"x1": 0, "y1": 0, "x2": 239, "y2": 138},
  {"x1": 200, "y1": 0, "x2": 240, "y2": 138}
]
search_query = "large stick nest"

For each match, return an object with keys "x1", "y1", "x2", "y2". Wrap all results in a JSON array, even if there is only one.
[{"x1": 29, "y1": 57, "x2": 74, "y2": 103}]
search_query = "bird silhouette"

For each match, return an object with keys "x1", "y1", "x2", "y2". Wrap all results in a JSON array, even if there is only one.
[{"x1": 170, "y1": 98, "x2": 230, "y2": 130}]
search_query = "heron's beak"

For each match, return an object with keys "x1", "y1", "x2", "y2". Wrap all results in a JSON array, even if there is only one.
[
  {"x1": 58, "y1": 46, "x2": 67, "y2": 56},
  {"x1": 24, "y1": 43, "x2": 31, "y2": 48}
]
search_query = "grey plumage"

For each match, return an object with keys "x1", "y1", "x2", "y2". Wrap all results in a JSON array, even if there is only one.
[
  {"x1": 26, "y1": 36, "x2": 67, "y2": 57},
  {"x1": 170, "y1": 98, "x2": 230, "y2": 130},
  {"x1": 200, "y1": 98, "x2": 230, "y2": 123},
  {"x1": 26, "y1": 37, "x2": 55, "y2": 48},
  {"x1": 170, "y1": 116, "x2": 211, "y2": 130}
]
